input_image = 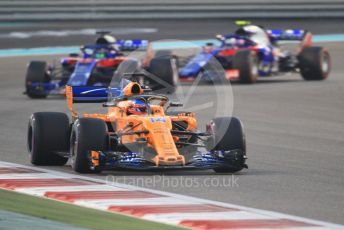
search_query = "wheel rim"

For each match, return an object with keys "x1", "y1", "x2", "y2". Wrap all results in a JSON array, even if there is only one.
[
  {"x1": 172, "y1": 58, "x2": 179, "y2": 86},
  {"x1": 251, "y1": 62, "x2": 258, "y2": 76},
  {"x1": 250, "y1": 56, "x2": 259, "y2": 77},
  {"x1": 321, "y1": 52, "x2": 330, "y2": 74},
  {"x1": 70, "y1": 132, "x2": 77, "y2": 168}
]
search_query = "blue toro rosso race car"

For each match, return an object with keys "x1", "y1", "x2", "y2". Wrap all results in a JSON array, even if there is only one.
[
  {"x1": 25, "y1": 32, "x2": 177, "y2": 98},
  {"x1": 180, "y1": 21, "x2": 331, "y2": 83},
  {"x1": 27, "y1": 73, "x2": 247, "y2": 174}
]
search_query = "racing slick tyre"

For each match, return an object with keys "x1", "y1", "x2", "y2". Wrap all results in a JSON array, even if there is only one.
[
  {"x1": 233, "y1": 50, "x2": 258, "y2": 84},
  {"x1": 25, "y1": 61, "x2": 49, "y2": 98},
  {"x1": 210, "y1": 117, "x2": 247, "y2": 173},
  {"x1": 154, "y1": 50, "x2": 179, "y2": 67},
  {"x1": 148, "y1": 57, "x2": 178, "y2": 94},
  {"x1": 155, "y1": 50, "x2": 172, "y2": 59},
  {"x1": 70, "y1": 118, "x2": 107, "y2": 173},
  {"x1": 28, "y1": 112, "x2": 69, "y2": 166},
  {"x1": 298, "y1": 47, "x2": 331, "y2": 80}
]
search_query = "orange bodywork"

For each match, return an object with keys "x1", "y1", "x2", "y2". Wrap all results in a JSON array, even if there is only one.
[{"x1": 66, "y1": 84, "x2": 197, "y2": 166}]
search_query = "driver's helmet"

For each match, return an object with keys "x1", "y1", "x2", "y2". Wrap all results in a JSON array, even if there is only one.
[
  {"x1": 96, "y1": 35, "x2": 117, "y2": 45},
  {"x1": 127, "y1": 99, "x2": 147, "y2": 115},
  {"x1": 96, "y1": 34, "x2": 118, "y2": 53},
  {"x1": 235, "y1": 25, "x2": 260, "y2": 37},
  {"x1": 235, "y1": 25, "x2": 269, "y2": 46}
]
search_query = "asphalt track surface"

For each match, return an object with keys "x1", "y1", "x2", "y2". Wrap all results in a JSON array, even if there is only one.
[
  {"x1": 0, "y1": 19, "x2": 343, "y2": 225},
  {"x1": 1, "y1": 18, "x2": 344, "y2": 49}
]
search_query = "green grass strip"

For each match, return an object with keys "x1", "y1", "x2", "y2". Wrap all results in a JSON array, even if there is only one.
[{"x1": 0, "y1": 189, "x2": 185, "y2": 230}]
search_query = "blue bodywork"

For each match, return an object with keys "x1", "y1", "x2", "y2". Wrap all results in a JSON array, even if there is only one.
[
  {"x1": 179, "y1": 28, "x2": 308, "y2": 81},
  {"x1": 97, "y1": 150, "x2": 245, "y2": 170},
  {"x1": 26, "y1": 39, "x2": 148, "y2": 96},
  {"x1": 71, "y1": 86, "x2": 121, "y2": 102}
]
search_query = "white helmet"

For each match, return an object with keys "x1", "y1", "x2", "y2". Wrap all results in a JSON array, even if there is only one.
[
  {"x1": 96, "y1": 34, "x2": 116, "y2": 45},
  {"x1": 236, "y1": 25, "x2": 261, "y2": 37}
]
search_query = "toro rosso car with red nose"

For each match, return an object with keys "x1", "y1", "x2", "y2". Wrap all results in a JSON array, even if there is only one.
[
  {"x1": 24, "y1": 32, "x2": 155, "y2": 98},
  {"x1": 179, "y1": 21, "x2": 331, "y2": 83}
]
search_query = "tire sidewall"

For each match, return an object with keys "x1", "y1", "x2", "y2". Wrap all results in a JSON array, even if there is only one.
[
  {"x1": 71, "y1": 118, "x2": 107, "y2": 173},
  {"x1": 28, "y1": 112, "x2": 69, "y2": 165},
  {"x1": 234, "y1": 50, "x2": 258, "y2": 84}
]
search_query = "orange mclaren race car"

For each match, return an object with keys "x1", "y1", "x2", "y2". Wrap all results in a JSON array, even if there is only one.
[{"x1": 27, "y1": 75, "x2": 247, "y2": 173}]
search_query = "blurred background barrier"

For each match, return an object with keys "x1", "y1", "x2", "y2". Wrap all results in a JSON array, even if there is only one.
[{"x1": 1, "y1": 0, "x2": 344, "y2": 21}]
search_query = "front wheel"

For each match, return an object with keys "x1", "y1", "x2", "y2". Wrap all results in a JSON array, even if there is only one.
[
  {"x1": 25, "y1": 61, "x2": 49, "y2": 98},
  {"x1": 27, "y1": 112, "x2": 69, "y2": 165},
  {"x1": 233, "y1": 50, "x2": 258, "y2": 84},
  {"x1": 298, "y1": 46, "x2": 331, "y2": 80},
  {"x1": 70, "y1": 118, "x2": 107, "y2": 173},
  {"x1": 208, "y1": 117, "x2": 247, "y2": 173}
]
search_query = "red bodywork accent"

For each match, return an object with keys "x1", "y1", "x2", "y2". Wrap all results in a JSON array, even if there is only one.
[
  {"x1": 179, "y1": 77, "x2": 196, "y2": 82},
  {"x1": 218, "y1": 49, "x2": 237, "y2": 56},
  {"x1": 79, "y1": 58, "x2": 94, "y2": 64},
  {"x1": 225, "y1": 69, "x2": 240, "y2": 80},
  {"x1": 96, "y1": 57, "x2": 128, "y2": 68},
  {"x1": 64, "y1": 58, "x2": 79, "y2": 65},
  {"x1": 302, "y1": 32, "x2": 313, "y2": 48},
  {"x1": 217, "y1": 46, "x2": 258, "y2": 58}
]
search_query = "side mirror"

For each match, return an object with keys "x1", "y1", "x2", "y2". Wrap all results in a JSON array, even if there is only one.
[
  {"x1": 167, "y1": 101, "x2": 183, "y2": 110},
  {"x1": 170, "y1": 101, "x2": 183, "y2": 107}
]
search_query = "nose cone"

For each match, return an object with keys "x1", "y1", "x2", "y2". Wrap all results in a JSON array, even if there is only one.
[{"x1": 144, "y1": 117, "x2": 184, "y2": 166}]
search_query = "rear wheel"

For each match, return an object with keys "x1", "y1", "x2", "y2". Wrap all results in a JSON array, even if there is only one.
[
  {"x1": 70, "y1": 118, "x2": 107, "y2": 173},
  {"x1": 27, "y1": 112, "x2": 69, "y2": 165},
  {"x1": 298, "y1": 47, "x2": 331, "y2": 80},
  {"x1": 155, "y1": 50, "x2": 179, "y2": 67},
  {"x1": 233, "y1": 50, "x2": 258, "y2": 84},
  {"x1": 148, "y1": 57, "x2": 178, "y2": 94},
  {"x1": 25, "y1": 61, "x2": 49, "y2": 98},
  {"x1": 209, "y1": 117, "x2": 246, "y2": 173}
]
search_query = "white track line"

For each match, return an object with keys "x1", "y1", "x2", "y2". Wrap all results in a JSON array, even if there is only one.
[
  {"x1": 143, "y1": 211, "x2": 278, "y2": 224},
  {"x1": 75, "y1": 197, "x2": 202, "y2": 207},
  {"x1": 14, "y1": 185, "x2": 129, "y2": 196},
  {"x1": 0, "y1": 173, "x2": 73, "y2": 179}
]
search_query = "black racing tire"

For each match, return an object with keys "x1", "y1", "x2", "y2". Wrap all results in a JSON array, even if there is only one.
[
  {"x1": 148, "y1": 57, "x2": 178, "y2": 94},
  {"x1": 27, "y1": 112, "x2": 69, "y2": 166},
  {"x1": 210, "y1": 117, "x2": 246, "y2": 173},
  {"x1": 154, "y1": 50, "x2": 173, "y2": 59},
  {"x1": 233, "y1": 50, "x2": 258, "y2": 84},
  {"x1": 25, "y1": 61, "x2": 49, "y2": 98},
  {"x1": 70, "y1": 118, "x2": 107, "y2": 173},
  {"x1": 154, "y1": 49, "x2": 179, "y2": 67},
  {"x1": 298, "y1": 46, "x2": 331, "y2": 80}
]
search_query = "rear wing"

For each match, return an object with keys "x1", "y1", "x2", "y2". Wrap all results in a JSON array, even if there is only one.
[
  {"x1": 65, "y1": 80, "x2": 146, "y2": 117},
  {"x1": 117, "y1": 39, "x2": 149, "y2": 51},
  {"x1": 267, "y1": 29, "x2": 313, "y2": 47},
  {"x1": 66, "y1": 85, "x2": 121, "y2": 117}
]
